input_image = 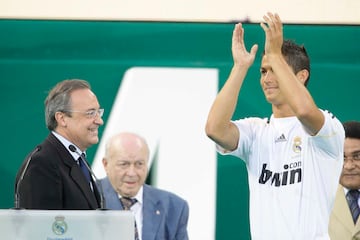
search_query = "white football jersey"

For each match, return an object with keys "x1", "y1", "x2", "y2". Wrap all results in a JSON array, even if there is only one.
[{"x1": 219, "y1": 110, "x2": 344, "y2": 240}]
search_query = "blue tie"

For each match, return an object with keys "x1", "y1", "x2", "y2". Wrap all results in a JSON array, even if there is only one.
[
  {"x1": 78, "y1": 153, "x2": 91, "y2": 183},
  {"x1": 347, "y1": 190, "x2": 360, "y2": 224}
]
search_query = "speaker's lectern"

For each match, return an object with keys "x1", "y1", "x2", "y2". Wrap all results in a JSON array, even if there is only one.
[{"x1": 0, "y1": 209, "x2": 134, "y2": 240}]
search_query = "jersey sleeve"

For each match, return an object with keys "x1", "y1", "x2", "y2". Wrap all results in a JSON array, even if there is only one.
[
  {"x1": 216, "y1": 117, "x2": 267, "y2": 163},
  {"x1": 312, "y1": 110, "x2": 345, "y2": 158}
]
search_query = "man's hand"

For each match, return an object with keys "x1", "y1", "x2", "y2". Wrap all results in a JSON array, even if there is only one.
[
  {"x1": 232, "y1": 23, "x2": 258, "y2": 68},
  {"x1": 260, "y1": 12, "x2": 283, "y2": 56}
]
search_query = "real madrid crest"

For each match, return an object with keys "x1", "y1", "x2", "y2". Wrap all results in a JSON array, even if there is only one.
[
  {"x1": 52, "y1": 215, "x2": 67, "y2": 235},
  {"x1": 292, "y1": 136, "x2": 302, "y2": 153}
]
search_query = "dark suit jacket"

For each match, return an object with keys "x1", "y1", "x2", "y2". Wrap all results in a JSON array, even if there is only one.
[
  {"x1": 15, "y1": 133, "x2": 101, "y2": 209},
  {"x1": 329, "y1": 185, "x2": 360, "y2": 240},
  {"x1": 99, "y1": 177, "x2": 189, "y2": 240}
]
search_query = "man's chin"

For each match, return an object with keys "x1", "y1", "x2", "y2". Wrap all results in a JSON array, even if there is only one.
[
  {"x1": 89, "y1": 137, "x2": 99, "y2": 144},
  {"x1": 341, "y1": 177, "x2": 360, "y2": 189}
]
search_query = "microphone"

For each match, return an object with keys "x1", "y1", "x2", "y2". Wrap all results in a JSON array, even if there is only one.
[
  {"x1": 14, "y1": 146, "x2": 41, "y2": 209},
  {"x1": 68, "y1": 145, "x2": 105, "y2": 210}
]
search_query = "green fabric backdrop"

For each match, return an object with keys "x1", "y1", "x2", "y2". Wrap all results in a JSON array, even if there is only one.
[{"x1": 0, "y1": 20, "x2": 359, "y2": 239}]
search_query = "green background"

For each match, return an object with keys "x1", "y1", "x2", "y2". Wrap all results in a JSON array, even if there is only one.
[{"x1": 0, "y1": 20, "x2": 359, "y2": 239}]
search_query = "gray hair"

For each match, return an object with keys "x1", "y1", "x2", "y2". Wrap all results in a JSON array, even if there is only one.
[{"x1": 44, "y1": 79, "x2": 90, "y2": 130}]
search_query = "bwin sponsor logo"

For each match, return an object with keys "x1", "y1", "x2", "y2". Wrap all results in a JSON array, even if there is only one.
[{"x1": 258, "y1": 162, "x2": 302, "y2": 186}]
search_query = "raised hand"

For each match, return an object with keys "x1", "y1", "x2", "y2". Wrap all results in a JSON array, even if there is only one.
[
  {"x1": 260, "y1": 12, "x2": 283, "y2": 56},
  {"x1": 232, "y1": 23, "x2": 258, "y2": 68}
]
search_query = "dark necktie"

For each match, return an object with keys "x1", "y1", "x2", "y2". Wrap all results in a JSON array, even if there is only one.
[
  {"x1": 78, "y1": 153, "x2": 91, "y2": 183},
  {"x1": 120, "y1": 197, "x2": 139, "y2": 240},
  {"x1": 347, "y1": 190, "x2": 360, "y2": 224}
]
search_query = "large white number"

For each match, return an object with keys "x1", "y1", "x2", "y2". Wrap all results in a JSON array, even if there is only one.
[{"x1": 93, "y1": 67, "x2": 218, "y2": 240}]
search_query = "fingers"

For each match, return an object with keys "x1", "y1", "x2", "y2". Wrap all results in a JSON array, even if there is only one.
[
  {"x1": 232, "y1": 23, "x2": 244, "y2": 45},
  {"x1": 250, "y1": 44, "x2": 259, "y2": 56},
  {"x1": 260, "y1": 12, "x2": 283, "y2": 33},
  {"x1": 231, "y1": 23, "x2": 258, "y2": 67},
  {"x1": 260, "y1": 12, "x2": 283, "y2": 55}
]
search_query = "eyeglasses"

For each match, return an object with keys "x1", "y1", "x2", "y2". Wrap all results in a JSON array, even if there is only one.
[
  {"x1": 63, "y1": 108, "x2": 104, "y2": 119},
  {"x1": 344, "y1": 153, "x2": 360, "y2": 162}
]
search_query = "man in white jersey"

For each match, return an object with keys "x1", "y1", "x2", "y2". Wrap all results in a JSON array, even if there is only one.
[{"x1": 205, "y1": 12, "x2": 344, "y2": 239}]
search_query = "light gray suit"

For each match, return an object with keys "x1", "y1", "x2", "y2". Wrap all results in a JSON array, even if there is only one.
[{"x1": 98, "y1": 177, "x2": 189, "y2": 240}]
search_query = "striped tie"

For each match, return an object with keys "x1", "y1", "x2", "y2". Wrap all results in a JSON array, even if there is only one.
[
  {"x1": 347, "y1": 190, "x2": 360, "y2": 224},
  {"x1": 120, "y1": 197, "x2": 139, "y2": 240}
]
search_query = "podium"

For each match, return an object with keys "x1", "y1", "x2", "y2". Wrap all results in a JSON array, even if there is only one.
[{"x1": 0, "y1": 209, "x2": 134, "y2": 240}]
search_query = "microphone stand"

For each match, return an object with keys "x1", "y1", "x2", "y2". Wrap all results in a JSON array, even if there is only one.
[{"x1": 14, "y1": 146, "x2": 41, "y2": 209}]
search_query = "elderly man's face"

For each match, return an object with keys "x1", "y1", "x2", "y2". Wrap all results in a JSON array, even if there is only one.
[{"x1": 340, "y1": 138, "x2": 360, "y2": 190}]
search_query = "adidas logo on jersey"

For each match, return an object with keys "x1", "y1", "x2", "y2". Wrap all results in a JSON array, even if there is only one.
[{"x1": 275, "y1": 133, "x2": 287, "y2": 143}]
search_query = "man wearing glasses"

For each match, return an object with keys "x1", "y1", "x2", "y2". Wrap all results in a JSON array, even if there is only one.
[
  {"x1": 15, "y1": 79, "x2": 104, "y2": 209},
  {"x1": 329, "y1": 121, "x2": 360, "y2": 239}
]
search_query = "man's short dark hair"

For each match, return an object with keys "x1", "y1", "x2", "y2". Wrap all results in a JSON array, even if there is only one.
[
  {"x1": 343, "y1": 121, "x2": 360, "y2": 139},
  {"x1": 262, "y1": 39, "x2": 311, "y2": 86}
]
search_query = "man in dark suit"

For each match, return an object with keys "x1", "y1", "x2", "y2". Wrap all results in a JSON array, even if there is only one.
[
  {"x1": 98, "y1": 132, "x2": 189, "y2": 240},
  {"x1": 15, "y1": 79, "x2": 104, "y2": 209}
]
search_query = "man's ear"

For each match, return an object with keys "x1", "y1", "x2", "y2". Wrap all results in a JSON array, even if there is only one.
[
  {"x1": 102, "y1": 158, "x2": 108, "y2": 168},
  {"x1": 296, "y1": 69, "x2": 309, "y2": 85},
  {"x1": 55, "y1": 111, "x2": 67, "y2": 127}
]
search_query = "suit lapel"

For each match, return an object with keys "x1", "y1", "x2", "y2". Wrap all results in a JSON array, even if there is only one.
[
  {"x1": 333, "y1": 185, "x2": 355, "y2": 234},
  {"x1": 47, "y1": 134, "x2": 100, "y2": 209},
  {"x1": 101, "y1": 177, "x2": 123, "y2": 210},
  {"x1": 354, "y1": 202, "x2": 360, "y2": 238},
  {"x1": 354, "y1": 225, "x2": 360, "y2": 240},
  {"x1": 142, "y1": 185, "x2": 163, "y2": 240},
  {"x1": 69, "y1": 166, "x2": 99, "y2": 208}
]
